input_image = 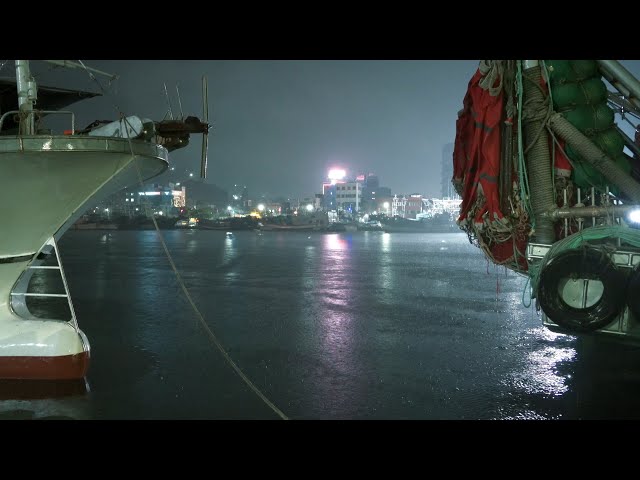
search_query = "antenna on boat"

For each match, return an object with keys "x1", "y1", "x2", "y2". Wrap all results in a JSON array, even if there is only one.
[
  {"x1": 201, "y1": 75, "x2": 209, "y2": 179},
  {"x1": 44, "y1": 60, "x2": 118, "y2": 82},
  {"x1": 154, "y1": 77, "x2": 210, "y2": 161},
  {"x1": 163, "y1": 83, "x2": 174, "y2": 120},
  {"x1": 176, "y1": 83, "x2": 185, "y2": 119}
]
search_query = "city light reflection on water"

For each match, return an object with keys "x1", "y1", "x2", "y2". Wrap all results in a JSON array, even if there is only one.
[
  {"x1": 511, "y1": 328, "x2": 576, "y2": 397},
  {"x1": 291, "y1": 232, "x2": 363, "y2": 417},
  {"x1": 376, "y1": 233, "x2": 393, "y2": 301},
  {"x1": 324, "y1": 233, "x2": 350, "y2": 251},
  {"x1": 319, "y1": 233, "x2": 355, "y2": 338},
  {"x1": 495, "y1": 326, "x2": 577, "y2": 420}
]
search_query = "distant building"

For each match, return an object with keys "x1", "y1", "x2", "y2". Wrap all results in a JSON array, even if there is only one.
[
  {"x1": 441, "y1": 143, "x2": 456, "y2": 198},
  {"x1": 373, "y1": 196, "x2": 393, "y2": 215},
  {"x1": 322, "y1": 183, "x2": 337, "y2": 211},
  {"x1": 181, "y1": 179, "x2": 228, "y2": 211},
  {"x1": 392, "y1": 194, "x2": 424, "y2": 219},
  {"x1": 262, "y1": 202, "x2": 283, "y2": 215},
  {"x1": 241, "y1": 186, "x2": 251, "y2": 211},
  {"x1": 321, "y1": 169, "x2": 391, "y2": 215},
  {"x1": 297, "y1": 197, "x2": 316, "y2": 212},
  {"x1": 98, "y1": 183, "x2": 185, "y2": 218},
  {"x1": 229, "y1": 184, "x2": 247, "y2": 212},
  {"x1": 360, "y1": 173, "x2": 391, "y2": 214},
  {"x1": 335, "y1": 180, "x2": 362, "y2": 215},
  {"x1": 136, "y1": 183, "x2": 184, "y2": 217}
]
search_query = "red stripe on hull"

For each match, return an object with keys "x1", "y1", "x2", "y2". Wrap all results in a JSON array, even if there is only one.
[
  {"x1": 0, "y1": 352, "x2": 89, "y2": 380},
  {"x1": 0, "y1": 378, "x2": 88, "y2": 399}
]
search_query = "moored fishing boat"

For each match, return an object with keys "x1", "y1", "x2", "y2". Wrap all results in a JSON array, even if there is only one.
[
  {"x1": 453, "y1": 60, "x2": 640, "y2": 340},
  {"x1": 0, "y1": 60, "x2": 209, "y2": 379}
]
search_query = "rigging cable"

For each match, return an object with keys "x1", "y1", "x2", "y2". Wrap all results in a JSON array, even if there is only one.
[
  {"x1": 76, "y1": 60, "x2": 289, "y2": 420},
  {"x1": 541, "y1": 61, "x2": 557, "y2": 191},
  {"x1": 516, "y1": 61, "x2": 535, "y2": 230}
]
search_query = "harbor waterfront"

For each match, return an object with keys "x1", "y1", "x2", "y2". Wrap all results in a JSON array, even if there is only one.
[{"x1": 1, "y1": 229, "x2": 639, "y2": 420}]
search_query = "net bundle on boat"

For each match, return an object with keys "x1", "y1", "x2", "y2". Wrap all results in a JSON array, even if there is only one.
[
  {"x1": 452, "y1": 60, "x2": 637, "y2": 274},
  {"x1": 453, "y1": 60, "x2": 530, "y2": 272}
]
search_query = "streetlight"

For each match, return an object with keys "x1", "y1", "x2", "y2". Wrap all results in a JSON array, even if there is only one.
[
  {"x1": 258, "y1": 204, "x2": 265, "y2": 212},
  {"x1": 306, "y1": 204, "x2": 313, "y2": 212},
  {"x1": 383, "y1": 202, "x2": 390, "y2": 215}
]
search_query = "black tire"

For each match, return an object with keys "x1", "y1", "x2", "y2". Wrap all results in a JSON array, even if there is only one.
[
  {"x1": 537, "y1": 247, "x2": 627, "y2": 333},
  {"x1": 627, "y1": 264, "x2": 640, "y2": 321}
]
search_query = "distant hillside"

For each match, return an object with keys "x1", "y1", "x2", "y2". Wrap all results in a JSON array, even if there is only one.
[{"x1": 182, "y1": 180, "x2": 228, "y2": 207}]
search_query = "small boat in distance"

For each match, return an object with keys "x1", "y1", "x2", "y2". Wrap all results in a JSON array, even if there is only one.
[
  {"x1": 380, "y1": 215, "x2": 459, "y2": 233},
  {"x1": 175, "y1": 217, "x2": 199, "y2": 229}
]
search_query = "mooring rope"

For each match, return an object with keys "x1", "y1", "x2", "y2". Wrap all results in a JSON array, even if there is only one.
[{"x1": 76, "y1": 60, "x2": 289, "y2": 420}]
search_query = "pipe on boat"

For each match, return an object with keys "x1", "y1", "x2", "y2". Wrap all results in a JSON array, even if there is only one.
[
  {"x1": 521, "y1": 63, "x2": 557, "y2": 244},
  {"x1": 548, "y1": 113, "x2": 640, "y2": 203},
  {"x1": 544, "y1": 204, "x2": 636, "y2": 219},
  {"x1": 597, "y1": 60, "x2": 640, "y2": 109},
  {"x1": 615, "y1": 125, "x2": 640, "y2": 159}
]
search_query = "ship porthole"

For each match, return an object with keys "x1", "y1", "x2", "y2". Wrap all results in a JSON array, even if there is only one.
[{"x1": 537, "y1": 247, "x2": 627, "y2": 333}]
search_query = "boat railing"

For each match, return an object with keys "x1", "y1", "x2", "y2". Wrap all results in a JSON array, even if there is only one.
[
  {"x1": 0, "y1": 110, "x2": 75, "y2": 135},
  {"x1": 10, "y1": 236, "x2": 79, "y2": 329}
]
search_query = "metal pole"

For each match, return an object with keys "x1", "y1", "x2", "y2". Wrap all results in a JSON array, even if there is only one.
[
  {"x1": 577, "y1": 188, "x2": 583, "y2": 231},
  {"x1": 597, "y1": 60, "x2": 640, "y2": 107},
  {"x1": 546, "y1": 203, "x2": 637, "y2": 219},
  {"x1": 548, "y1": 113, "x2": 640, "y2": 202},
  {"x1": 592, "y1": 187, "x2": 596, "y2": 227},
  {"x1": 563, "y1": 188, "x2": 568, "y2": 237},
  {"x1": 607, "y1": 91, "x2": 640, "y2": 118},
  {"x1": 14, "y1": 60, "x2": 36, "y2": 135},
  {"x1": 616, "y1": 125, "x2": 640, "y2": 158},
  {"x1": 44, "y1": 60, "x2": 118, "y2": 81}
]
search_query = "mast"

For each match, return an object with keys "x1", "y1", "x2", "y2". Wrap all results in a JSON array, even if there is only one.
[
  {"x1": 43, "y1": 60, "x2": 118, "y2": 81},
  {"x1": 14, "y1": 60, "x2": 37, "y2": 135}
]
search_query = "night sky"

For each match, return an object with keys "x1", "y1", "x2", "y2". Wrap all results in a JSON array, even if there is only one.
[{"x1": 24, "y1": 59, "x2": 640, "y2": 200}]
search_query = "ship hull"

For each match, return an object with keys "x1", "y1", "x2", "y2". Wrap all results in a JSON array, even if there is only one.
[{"x1": 0, "y1": 135, "x2": 168, "y2": 379}]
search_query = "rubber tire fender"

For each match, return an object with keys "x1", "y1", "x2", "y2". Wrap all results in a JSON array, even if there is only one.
[{"x1": 537, "y1": 247, "x2": 627, "y2": 333}]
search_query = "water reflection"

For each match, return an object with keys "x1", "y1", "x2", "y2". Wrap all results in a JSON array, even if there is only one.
[
  {"x1": 381, "y1": 232, "x2": 391, "y2": 253},
  {"x1": 309, "y1": 233, "x2": 361, "y2": 416},
  {"x1": 498, "y1": 327, "x2": 577, "y2": 419},
  {"x1": 25, "y1": 229, "x2": 640, "y2": 419},
  {"x1": 185, "y1": 229, "x2": 198, "y2": 254},
  {"x1": 376, "y1": 233, "x2": 393, "y2": 301},
  {"x1": 302, "y1": 243, "x2": 317, "y2": 292},
  {"x1": 324, "y1": 233, "x2": 349, "y2": 251},
  {"x1": 222, "y1": 232, "x2": 239, "y2": 280},
  {"x1": 0, "y1": 378, "x2": 91, "y2": 419},
  {"x1": 513, "y1": 329, "x2": 576, "y2": 397}
]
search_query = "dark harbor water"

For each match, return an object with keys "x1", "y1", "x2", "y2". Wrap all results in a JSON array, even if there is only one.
[{"x1": 2, "y1": 229, "x2": 640, "y2": 420}]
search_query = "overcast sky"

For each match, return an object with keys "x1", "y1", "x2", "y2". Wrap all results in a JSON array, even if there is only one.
[{"x1": 29, "y1": 59, "x2": 640, "y2": 200}]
